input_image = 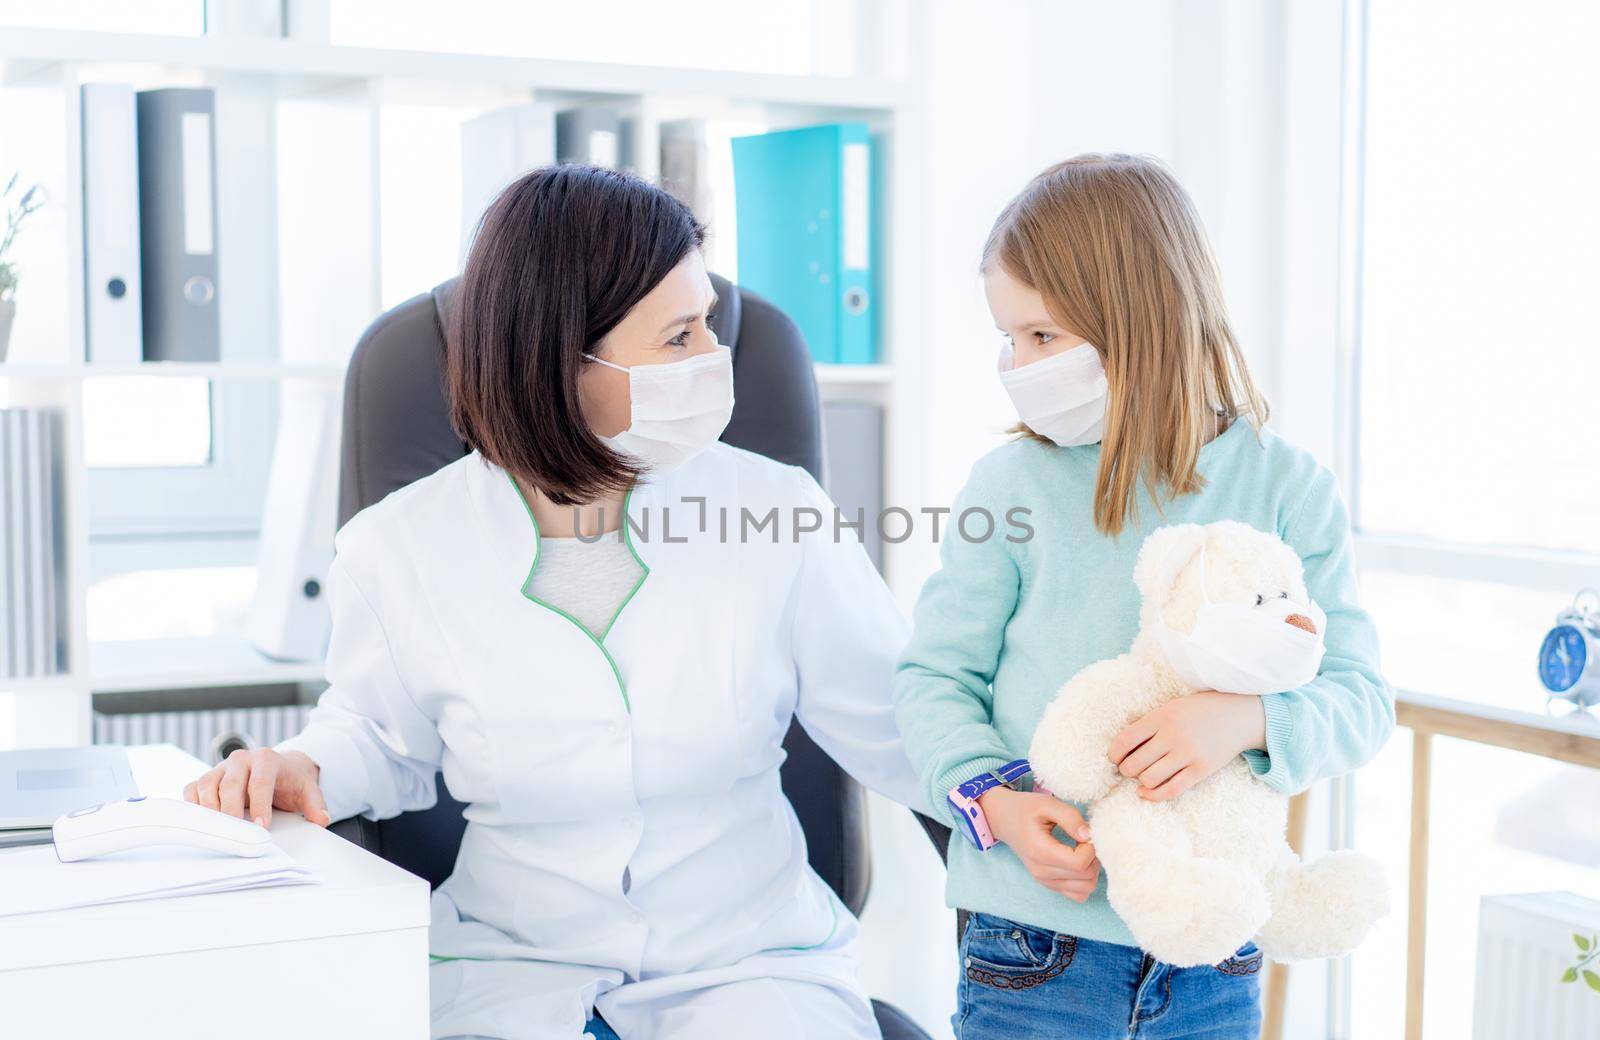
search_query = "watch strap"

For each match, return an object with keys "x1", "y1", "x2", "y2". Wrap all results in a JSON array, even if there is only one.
[
  {"x1": 990, "y1": 758, "x2": 1033, "y2": 789},
  {"x1": 947, "y1": 758, "x2": 1031, "y2": 851}
]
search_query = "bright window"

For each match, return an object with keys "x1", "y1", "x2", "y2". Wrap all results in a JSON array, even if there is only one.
[
  {"x1": 1348, "y1": 3, "x2": 1600, "y2": 1037},
  {"x1": 1354, "y1": 0, "x2": 1600, "y2": 701},
  {"x1": 1357, "y1": 0, "x2": 1600, "y2": 557}
]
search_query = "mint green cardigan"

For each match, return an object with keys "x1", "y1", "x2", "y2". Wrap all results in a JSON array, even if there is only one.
[{"x1": 891, "y1": 421, "x2": 1394, "y2": 947}]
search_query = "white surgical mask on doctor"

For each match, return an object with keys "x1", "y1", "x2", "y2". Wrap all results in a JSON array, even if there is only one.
[
  {"x1": 1152, "y1": 542, "x2": 1328, "y2": 696},
  {"x1": 997, "y1": 340, "x2": 1108, "y2": 447},
  {"x1": 584, "y1": 344, "x2": 735, "y2": 472}
]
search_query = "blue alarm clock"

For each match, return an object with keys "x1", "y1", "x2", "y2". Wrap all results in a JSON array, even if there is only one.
[{"x1": 1538, "y1": 589, "x2": 1600, "y2": 707}]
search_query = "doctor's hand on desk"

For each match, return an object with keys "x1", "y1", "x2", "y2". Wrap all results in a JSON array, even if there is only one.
[{"x1": 181, "y1": 748, "x2": 331, "y2": 828}]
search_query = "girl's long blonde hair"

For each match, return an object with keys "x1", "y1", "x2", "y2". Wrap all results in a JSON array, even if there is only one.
[{"x1": 981, "y1": 153, "x2": 1268, "y2": 537}]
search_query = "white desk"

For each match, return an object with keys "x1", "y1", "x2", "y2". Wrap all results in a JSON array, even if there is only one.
[{"x1": 0, "y1": 744, "x2": 431, "y2": 1039}]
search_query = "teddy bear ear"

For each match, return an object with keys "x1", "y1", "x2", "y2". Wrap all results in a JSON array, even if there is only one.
[{"x1": 1133, "y1": 524, "x2": 1208, "y2": 596}]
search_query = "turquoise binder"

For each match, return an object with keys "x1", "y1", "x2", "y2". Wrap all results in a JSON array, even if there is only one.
[{"x1": 731, "y1": 123, "x2": 875, "y2": 365}]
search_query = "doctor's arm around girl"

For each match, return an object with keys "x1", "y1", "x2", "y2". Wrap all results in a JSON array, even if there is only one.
[{"x1": 891, "y1": 154, "x2": 1395, "y2": 1039}]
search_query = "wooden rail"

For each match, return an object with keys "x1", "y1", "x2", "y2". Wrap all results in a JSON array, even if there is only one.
[
  {"x1": 1261, "y1": 791, "x2": 1310, "y2": 1040},
  {"x1": 1261, "y1": 690, "x2": 1600, "y2": 1040},
  {"x1": 1395, "y1": 690, "x2": 1600, "y2": 1040}
]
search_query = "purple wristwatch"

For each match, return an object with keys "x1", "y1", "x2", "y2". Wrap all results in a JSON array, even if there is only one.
[{"x1": 947, "y1": 758, "x2": 1032, "y2": 851}]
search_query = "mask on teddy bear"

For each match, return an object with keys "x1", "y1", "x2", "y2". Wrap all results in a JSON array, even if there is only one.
[{"x1": 1153, "y1": 541, "x2": 1327, "y2": 696}]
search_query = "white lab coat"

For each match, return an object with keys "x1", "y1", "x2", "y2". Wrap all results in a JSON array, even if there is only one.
[{"x1": 276, "y1": 443, "x2": 927, "y2": 1040}]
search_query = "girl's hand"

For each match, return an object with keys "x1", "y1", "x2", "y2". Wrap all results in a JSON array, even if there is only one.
[
  {"x1": 1107, "y1": 691, "x2": 1267, "y2": 802},
  {"x1": 182, "y1": 748, "x2": 331, "y2": 828},
  {"x1": 977, "y1": 787, "x2": 1100, "y2": 902}
]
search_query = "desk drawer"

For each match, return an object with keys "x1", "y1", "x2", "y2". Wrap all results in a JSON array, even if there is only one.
[{"x1": 1, "y1": 925, "x2": 428, "y2": 1039}]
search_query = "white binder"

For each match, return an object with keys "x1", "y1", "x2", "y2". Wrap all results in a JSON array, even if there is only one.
[
  {"x1": 245, "y1": 383, "x2": 341, "y2": 662},
  {"x1": 0, "y1": 409, "x2": 59, "y2": 678},
  {"x1": 459, "y1": 103, "x2": 555, "y2": 265},
  {"x1": 80, "y1": 83, "x2": 144, "y2": 364},
  {"x1": 136, "y1": 88, "x2": 221, "y2": 362},
  {"x1": 0, "y1": 411, "x2": 13, "y2": 678},
  {"x1": 660, "y1": 118, "x2": 712, "y2": 222},
  {"x1": 555, "y1": 106, "x2": 622, "y2": 169},
  {"x1": 821, "y1": 402, "x2": 885, "y2": 572},
  {"x1": 2, "y1": 410, "x2": 29, "y2": 677},
  {"x1": 35, "y1": 409, "x2": 58, "y2": 675}
]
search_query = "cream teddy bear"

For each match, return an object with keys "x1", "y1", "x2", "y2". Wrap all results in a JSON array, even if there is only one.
[{"x1": 1028, "y1": 520, "x2": 1389, "y2": 967}]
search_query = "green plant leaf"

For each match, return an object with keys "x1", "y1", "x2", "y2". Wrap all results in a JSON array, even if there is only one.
[
  {"x1": 1585, "y1": 970, "x2": 1600, "y2": 993},
  {"x1": 1563, "y1": 967, "x2": 1579, "y2": 983},
  {"x1": 1579, "y1": 934, "x2": 1593, "y2": 951}
]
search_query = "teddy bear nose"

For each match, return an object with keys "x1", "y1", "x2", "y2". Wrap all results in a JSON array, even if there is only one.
[{"x1": 1284, "y1": 613, "x2": 1317, "y2": 635}]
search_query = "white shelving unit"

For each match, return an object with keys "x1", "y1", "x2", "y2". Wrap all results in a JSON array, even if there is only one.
[
  {"x1": 0, "y1": 26, "x2": 913, "y2": 110},
  {"x1": 0, "y1": 17, "x2": 927, "y2": 749},
  {"x1": 89, "y1": 635, "x2": 329, "y2": 694},
  {"x1": 813, "y1": 362, "x2": 893, "y2": 386},
  {"x1": 0, "y1": 361, "x2": 348, "y2": 381}
]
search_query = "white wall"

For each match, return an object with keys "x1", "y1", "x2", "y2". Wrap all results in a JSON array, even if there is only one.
[
  {"x1": 862, "y1": 2, "x2": 1189, "y2": 1032},
  {"x1": 905, "y1": 0, "x2": 1314, "y2": 567},
  {"x1": 894, "y1": 0, "x2": 1182, "y2": 596}
]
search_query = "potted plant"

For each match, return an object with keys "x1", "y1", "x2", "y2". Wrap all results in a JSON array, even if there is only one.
[{"x1": 0, "y1": 173, "x2": 46, "y2": 364}]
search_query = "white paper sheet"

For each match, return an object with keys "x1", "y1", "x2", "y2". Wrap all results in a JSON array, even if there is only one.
[{"x1": 0, "y1": 841, "x2": 316, "y2": 917}]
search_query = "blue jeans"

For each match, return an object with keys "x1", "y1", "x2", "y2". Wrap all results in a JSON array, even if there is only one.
[
  {"x1": 584, "y1": 1015, "x2": 620, "y2": 1040},
  {"x1": 954, "y1": 912, "x2": 1263, "y2": 1039}
]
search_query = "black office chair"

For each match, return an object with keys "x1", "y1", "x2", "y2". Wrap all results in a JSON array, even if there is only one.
[{"x1": 326, "y1": 272, "x2": 943, "y2": 1039}]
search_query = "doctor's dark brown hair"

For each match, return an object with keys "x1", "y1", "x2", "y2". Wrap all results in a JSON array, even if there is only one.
[{"x1": 446, "y1": 164, "x2": 707, "y2": 506}]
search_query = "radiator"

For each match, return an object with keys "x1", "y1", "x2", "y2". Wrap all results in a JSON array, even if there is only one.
[
  {"x1": 1473, "y1": 891, "x2": 1600, "y2": 1039},
  {"x1": 93, "y1": 704, "x2": 313, "y2": 768}
]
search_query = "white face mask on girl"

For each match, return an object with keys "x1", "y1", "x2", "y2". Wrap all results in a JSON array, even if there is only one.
[
  {"x1": 1152, "y1": 542, "x2": 1329, "y2": 696},
  {"x1": 997, "y1": 341, "x2": 1108, "y2": 447},
  {"x1": 585, "y1": 345, "x2": 735, "y2": 473}
]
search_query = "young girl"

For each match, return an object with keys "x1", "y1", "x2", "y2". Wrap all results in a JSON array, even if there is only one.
[{"x1": 892, "y1": 154, "x2": 1393, "y2": 1038}]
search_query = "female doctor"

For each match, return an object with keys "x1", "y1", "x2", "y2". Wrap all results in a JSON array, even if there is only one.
[{"x1": 182, "y1": 164, "x2": 927, "y2": 1040}]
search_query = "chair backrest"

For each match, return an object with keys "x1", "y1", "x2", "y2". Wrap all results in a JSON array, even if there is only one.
[{"x1": 331, "y1": 273, "x2": 875, "y2": 914}]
